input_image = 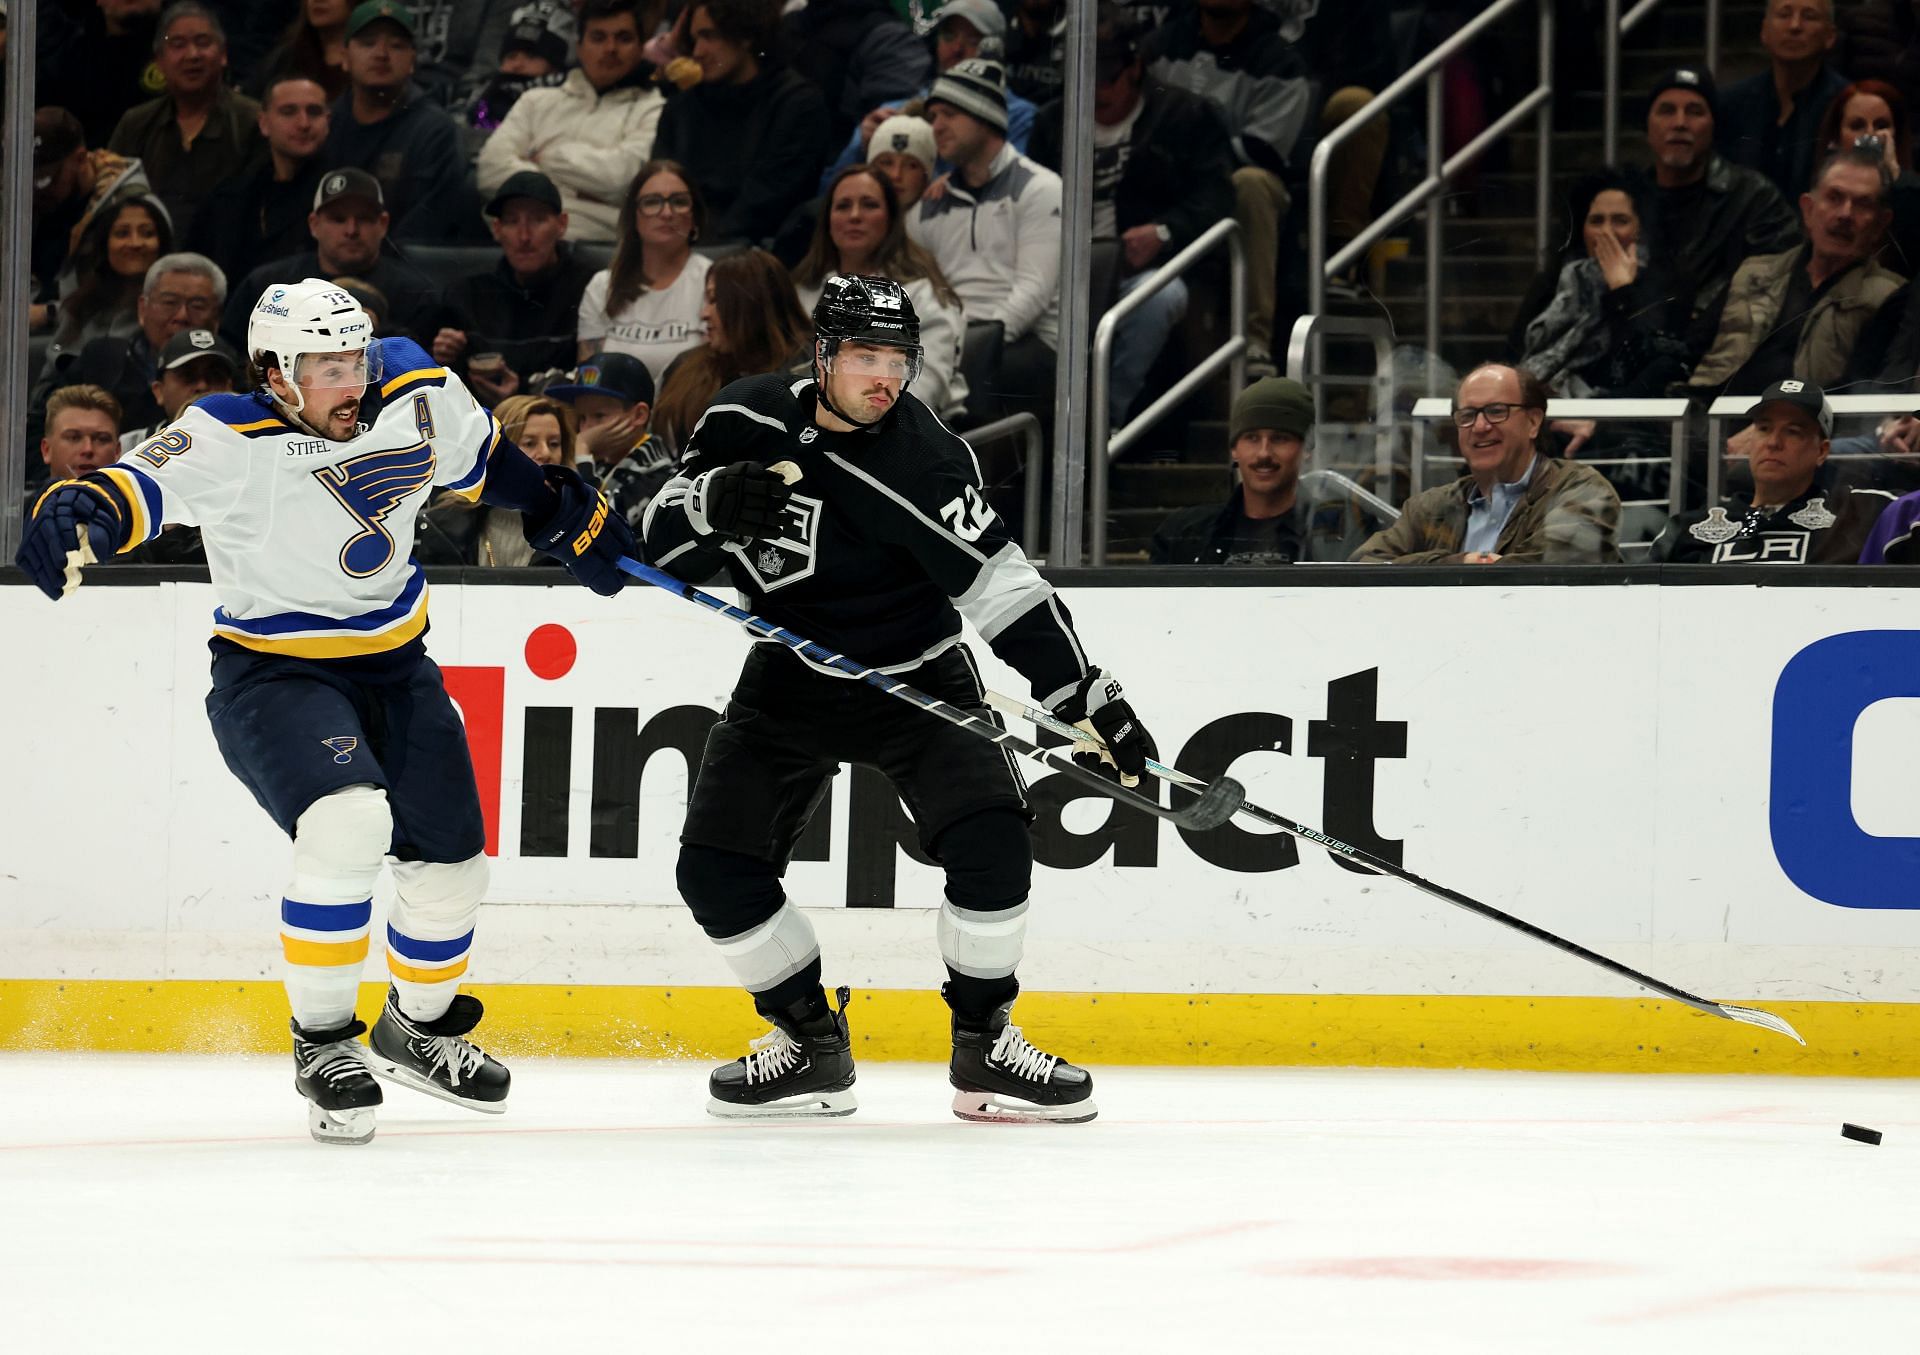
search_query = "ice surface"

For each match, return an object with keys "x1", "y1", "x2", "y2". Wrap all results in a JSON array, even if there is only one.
[{"x1": 1, "y1": 1055, "x2": 1914, "y2": 1353}]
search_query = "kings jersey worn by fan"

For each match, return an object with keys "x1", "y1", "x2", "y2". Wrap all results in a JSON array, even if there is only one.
[{"x1": 105, "y1": 337, "x2": 494, "y2": 672}]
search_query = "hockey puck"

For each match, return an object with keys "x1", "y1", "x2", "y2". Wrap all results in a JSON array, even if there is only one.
[{"x1": 1841, "y1": 1123, "x2": 1883, "y2": 1146}]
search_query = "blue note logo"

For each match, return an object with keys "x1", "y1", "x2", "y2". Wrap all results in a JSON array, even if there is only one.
[
  {"x1": 312, "y1": 440, "x2": 435, "y2": 577},
  {"x1": 1771, "y1": 629, "x2": 1920, "y2": 908},
  {"x1": 321, "y1": 736, "x2": 358, "y2": 765}
]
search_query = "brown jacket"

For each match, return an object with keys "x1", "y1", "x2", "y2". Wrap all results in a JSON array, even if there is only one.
[
  {"x1": 1689, "y1": 246, "x2": 1905, "y2": 389},
  {"x1": 1351, "y1": 455, "x2": 1623, "y2": 564}
]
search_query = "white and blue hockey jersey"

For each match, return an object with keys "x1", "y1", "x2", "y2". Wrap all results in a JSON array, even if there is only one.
[{"x1": 97, "y1": 338, "x2": 500, "y2": 661}]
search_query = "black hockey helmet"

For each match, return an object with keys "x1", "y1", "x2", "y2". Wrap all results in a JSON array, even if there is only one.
[{"x1": 814, "y1": 273, "x2": 922, "y2": 350}]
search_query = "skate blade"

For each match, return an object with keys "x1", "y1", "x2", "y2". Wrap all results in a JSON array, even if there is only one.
[
  {"x1": 367, "y1": 1059, "x2": 509, "y2": 1115},
  {"x1": 706, "y1": 1087, "x2": 858, "y2": 1120},
  {"x1": 951, "y1": 1090, "x2": 1098, "y2": 1124},
  {"x1": 308, "y1": 1103, "x2": 377, "y2": 1145}
]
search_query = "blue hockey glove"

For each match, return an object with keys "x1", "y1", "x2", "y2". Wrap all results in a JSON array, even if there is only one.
[
  {"x1": 15, "y1": 480, "x2": 124, "y2": 601},
  {"x1": 1050, "y1": 668, "x2": 1156, "y2": 788},
  {"x1": 523, "y1": 465, "x2": 635, "y2": 596}
]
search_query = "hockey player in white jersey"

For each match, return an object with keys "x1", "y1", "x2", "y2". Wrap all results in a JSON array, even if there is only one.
[{"x1": 15, "y1": 280, "x2": 636, "y2": 1144}]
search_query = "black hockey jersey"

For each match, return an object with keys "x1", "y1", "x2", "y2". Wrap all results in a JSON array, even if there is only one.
[
  {"x1": 1649, "y1": 477, "x2": 1892, "y2": 564},
  {"x1": 641, "y1": 374, "x2": 1092, "y2": 706}
]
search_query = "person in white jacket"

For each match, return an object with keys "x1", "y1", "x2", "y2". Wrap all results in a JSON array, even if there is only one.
[
  {"x1": 476, "y1": 0, "x2": 664, "y2": 243},
  {"x1": 792, "y1": 163, "x2": 970, "y2": 423}
]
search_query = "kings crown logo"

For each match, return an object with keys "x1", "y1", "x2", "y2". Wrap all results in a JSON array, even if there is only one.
[{"x1": 756, "y1": 546, "x2": 786, "y2": 578}]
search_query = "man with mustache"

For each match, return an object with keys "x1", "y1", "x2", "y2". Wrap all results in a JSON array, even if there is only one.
[
  {"x1": 1635, "y1": 67, "x2": 1802, "y2": 358},
  {"x1": 1689, "y1": 142, "x2": 1903, "y2": 392}
]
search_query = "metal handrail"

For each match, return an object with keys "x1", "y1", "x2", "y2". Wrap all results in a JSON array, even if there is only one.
[
  {"x1": 1603, "y1": 0, "x2": 1723, "y2": 164},
  {"x1": 962, "y1": 412, "x2": 1046, "y2": 555},
  {"x1": 1085, "y1": 218, "x2": 1247, "y2": 566},
  {"x1": 1705, "y1": 394, "x2": 1920, "y2": 507},
  {"x1": 1408, "y1": 397, "x2": 1691, "y2": 517},
  {"x1": 1285, "y1": 314, "x2": 1398, "y2": 487},
  {"x1": 1308, "y1": 0, "x2": 1555, "y2": 364}
]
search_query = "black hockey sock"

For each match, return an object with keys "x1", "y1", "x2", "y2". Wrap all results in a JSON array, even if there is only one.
[
  {"x1": 942, "y1": 974, "x2": 1020, "y2": 1030},
  {"x1": 754, "y1": 970, "x2": 831, "y2": 1028}
]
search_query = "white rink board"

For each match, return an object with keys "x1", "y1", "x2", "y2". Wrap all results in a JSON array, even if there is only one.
[{"x1": 4, "y1": 579, "x2": 1920, "y2": 1000}]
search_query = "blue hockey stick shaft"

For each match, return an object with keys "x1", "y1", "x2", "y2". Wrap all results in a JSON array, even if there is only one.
[{"x1": 614, "y1": 555, "x2": 1245, "y2": 832}]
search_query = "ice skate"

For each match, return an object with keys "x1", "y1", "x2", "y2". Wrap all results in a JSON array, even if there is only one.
[
  {"x1": 368, "y1": 987, "x2": 510, "y2": 1113},
  {"x1": 708, "y1": 985, "x2": 857, "y2": 1119},
  {"x1": 293, "y1": 1017, "x2": 383, "y2": 1145},
  {"x1": 948, "y1": 997, "x2": 1097, "y2": 1124}
]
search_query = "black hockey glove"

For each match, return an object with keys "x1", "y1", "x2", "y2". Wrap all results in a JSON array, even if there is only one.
[
  {"x1": 1051, "y1": 668, "x2": 1156, "y2": 788},
  {"x1": 15, "y1": 480, "x2": 124, "y2": 601},
  {"x1": 523, "y1": 464, "x2": 635, "y2": 596},
  {"x1": 685, "y1": 461, "x2": 793, "y2": 541}
]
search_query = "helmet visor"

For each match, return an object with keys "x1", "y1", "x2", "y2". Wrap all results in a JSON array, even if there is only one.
[
  {"x1": 289, "y1": 345, "x2": 380, "y2": 393},
  {"x1": 824, "y1": 342, "x2": 923, "y2": 384}
]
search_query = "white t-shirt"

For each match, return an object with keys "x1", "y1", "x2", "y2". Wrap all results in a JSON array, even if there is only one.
[
  {"x1": 576, "y1": 252, "x2": 713, "y2": 389},
  {"x1": 1091, "y1": 100, "x2": 1143, "y2": 240}
]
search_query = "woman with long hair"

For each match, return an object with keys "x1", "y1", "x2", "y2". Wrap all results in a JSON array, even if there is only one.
[
  {"x1": 791, "y1": 163, "x2": 968, "y2": 420},
  {"x1": 653, "y1": 248, "x2": 814, "y2": 451},
  {"x1": 53, "y1": 190, "x2": 173, "y2": 352},
  {"x1": 577, "y1": 160, "x2": 712, "y2": 385},
  {"x1": 1817, "y1": 79, "x2": 1920, "y2": 274},
  {"x1": 423, "y1": 393, "x2": 580, "y2": 566},
  {"x1": 254, "y1": 0, "x2": 351, "y2": 99}
]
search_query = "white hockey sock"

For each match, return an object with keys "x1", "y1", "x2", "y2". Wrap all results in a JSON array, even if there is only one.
[
  {"x1": 283, "y1": 786, "x2": 391, "y2": 1031},
  {"x1": 937, "y1": 897, "x2": 1029, "y2": 981},
  {"x1": 387, "y1": 855, "x2": 488, "y2": 1023},
  {"x1": 713, "y1": 903, "x2": 822, "y2": 996}
]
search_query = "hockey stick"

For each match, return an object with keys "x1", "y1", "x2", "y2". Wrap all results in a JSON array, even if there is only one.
[
  {"x1": 985, "y1": 690, "x2": 1807, "y2": 1047},
  {"x1": 614, "y1": 556, "x2": 1245, "y2": 832}
]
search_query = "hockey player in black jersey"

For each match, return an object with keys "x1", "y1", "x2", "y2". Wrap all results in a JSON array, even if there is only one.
[{"x1": 641, "y1": 275, "x2": 1157, "y2": 1123}]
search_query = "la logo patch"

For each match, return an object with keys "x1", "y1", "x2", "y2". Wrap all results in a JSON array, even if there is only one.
[{"x1": 739, "y1": 493, "x2": 822, "y2": 592}]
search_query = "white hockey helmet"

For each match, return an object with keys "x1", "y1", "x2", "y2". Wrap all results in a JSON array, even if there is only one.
[{"x1": 247, "y1": 278, "x2": 379, "y2": 411}]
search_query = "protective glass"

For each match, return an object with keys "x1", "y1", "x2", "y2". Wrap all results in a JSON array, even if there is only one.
[
  {"x1": 291, "y1": 345, "x2": 381, "y2": 392},
  {"x1": 825, "y1": 344, "x2": 923, "y2": 384}
]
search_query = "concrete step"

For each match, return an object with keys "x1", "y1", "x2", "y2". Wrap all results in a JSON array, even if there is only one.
[{"x1": 1383, "y1": 294, "x2": 1522, "y2": 340}]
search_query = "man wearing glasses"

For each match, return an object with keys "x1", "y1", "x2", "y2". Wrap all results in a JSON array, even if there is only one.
[
  {"x1": 106, "y1": 1, "x2": 262, "y2": 240},
  {"x1": 1353, "y1": 362, "x2": 1624, "y2": 564}
]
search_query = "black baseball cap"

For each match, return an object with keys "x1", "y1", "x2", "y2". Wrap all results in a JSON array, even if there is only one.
[
  {"x1": 158, "y1": 327, "x2": 240, "y2": 375},
  {"x1": 1748, "y1": 378, "x2": 1833, "y2": 437},
  {"x1": 313, "y1": 166, "x2": 386, "y2": 212},
  {"x1": 546, "y1": 352, "x2": 654, "y2": 407},
  {"x1": 1646, "y1": 66, "x2": 1717, "y2": 120},
  {"x1": 485, "y1": 170, "x2": 564, "y2": 217}
]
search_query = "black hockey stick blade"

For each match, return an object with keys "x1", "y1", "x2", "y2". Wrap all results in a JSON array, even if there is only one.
[
  {"x1": 987, "y1": 690, "x2": 1807, "y2": 1046},
  {"x1": 617, "y1": 556, "x2": 1245, "y2": 833}
]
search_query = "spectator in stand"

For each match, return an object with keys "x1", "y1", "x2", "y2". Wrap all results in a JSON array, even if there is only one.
[
  {"x1": 1635, "y1": 67, "x2": 1804, "y2": 361},
  {"x1": 577, "y1": 160, "x2": 713, "y2": 387},
  {"x1": 653, "y1": 248, "x2": 814, "y2": 449},
  {"x1": 1719, "y1": 1, "x2": 1848, "y2": 204},
  {"x1": 421, "y1": 392, "x2": 579, "y2": 565},
  {"x1": 322, "y1": 1, "x2": 472, "y2": 242},
  {"x1": 463, "y1": 1, "x2": 574, "y2": 148},
  {"x1": 915, "y1": 58, "x2": 1062, "y2": 426},
  {"x1": 792, "y1": 164, "x2": 969, "y2": 421},
  {"x1": 222, "y1": 168, "x2": 438, "y2": 344},
  {"x1": 651, "y1": 0, "x2": 833, "y2": 244},
  {"x1": 48, "y1": 191, "x2": 174, "y2": 356},
  {"x1": 26, "y1": 387, "x2": 123, "y2": 515},
  {"x1": 1004, "y1": 0, "x2": 1063, "y2": 106},
  {"x1": 433, "y1": 171, "x2": 598, "y2": 403},
  {"x1": 1032, "y1": 6, "x2": 1234, "y2": 428},
  {"x1": 1652, "y1": 378, "x2": 1892, "y2": 562},
  {"x1": 188, "y1": 74, "x2": 332, "y2": 286},
  {"x1": 117, "y1": 325, "x2": 241, "y2": 450},
  {"x1": 37, "y1": 0, "x2": 164, "y2": 149},
  {"x1": 477, "y1": 0, "x2": 665, "y2": 244},
  {"x1": 106, "y1": 2, "x2": 262, "y2": 241},
  {"x1": 818, "y1": 0, "x2": 1037, "y2": 192},
  {"x1": 1352, "y1": 364, "x2": 1623, "y2": 564},
  {"x1": 868, "y1": 112, "x2": 935, "y2": 211},
  {"x1": 547, "y1": 352, "x2": 676, "y2": 528},
  {"x1": 1689, "y1": 144, "x2": 1902, "y2": 394},
  {"x1": 1150, "y1": 377, "x2": 1385, "y2": 564},
  {"x1": 783, "y1": 0, "x2": 932, "y2": 148},
  {"x1": 28, "y1": 251, "x2": 223, "y2": 463},
  {"x1": 1814, "y1": 80, "x2": 1920, "y2": 275},
  {"x1": 30, "y1": 109, "x2": 152, "y2": 332},
  {"x1": 256, "y1": 0, "x2": 353, "y2": 100},
  {"x1": 1141, "y1": 0, "x2": 1312, "y2": 378}
]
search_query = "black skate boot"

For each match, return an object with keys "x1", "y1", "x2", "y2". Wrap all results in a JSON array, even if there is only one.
[
  {"x1": 948, "y1": 995, "x2": 1097, "y2": 1124},
  {"x1": 708, "y1": 985, "x2": 857, "y2": 1119},
  {"x1": 368, "y1": 987, "x2": 510, "y2": 1113},
  {"x1": 292, "y1": 1017, "x2": 383, "y2": 1146}
]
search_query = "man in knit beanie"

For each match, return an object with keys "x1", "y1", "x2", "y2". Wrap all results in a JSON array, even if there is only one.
[{"x1": 1150, "y1": 378, "x2": 1384, "y2": 564}]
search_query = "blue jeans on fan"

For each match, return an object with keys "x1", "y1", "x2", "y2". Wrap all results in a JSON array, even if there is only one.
[{"x1": 1108, "y1": 271, "x2": 1188, "y2": 429}]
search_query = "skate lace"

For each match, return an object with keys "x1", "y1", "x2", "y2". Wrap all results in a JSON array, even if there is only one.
[
  {"x1": 299, "y1": 1040, "x2": 369, "y2": 1088},
  {"x1": 742, "y1": 1028, "x2": 803, "y2": 1085},
  {"x1": 988, "y1": 1024, "x2": 1057, "y2": 1083},
  {"x1": 418, "y1": 1034, "x2": 485, "y2": 1087}
]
